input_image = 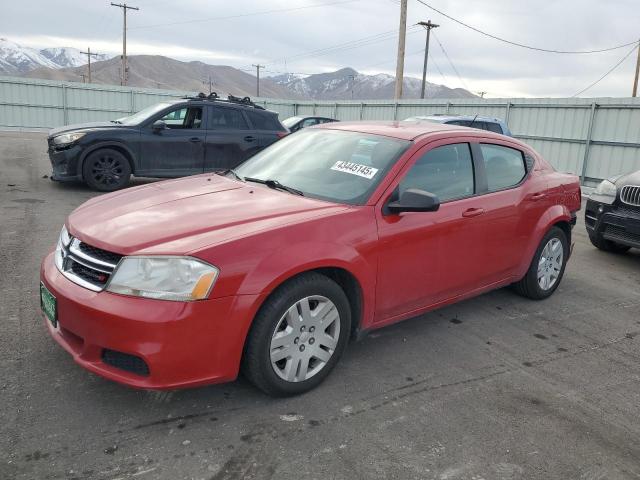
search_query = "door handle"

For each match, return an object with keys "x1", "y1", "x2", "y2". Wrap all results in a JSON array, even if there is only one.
[
  {"x1": 189, "y1": 137, "x2": 202, "y2": 143},
  {"x1": 529, "y1": 192, "x2": 546, "y2": 201},
  {"x1": 244, "y1": 136, "x2": 256, "y2": 142},
  {"x1": 462, "y1": 207, "x2": 485, "y2": 218}
]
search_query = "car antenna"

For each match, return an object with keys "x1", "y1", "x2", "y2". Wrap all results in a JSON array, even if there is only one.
[{"x1": 468, "y1": 114, "x2": 479, "y2": 128}]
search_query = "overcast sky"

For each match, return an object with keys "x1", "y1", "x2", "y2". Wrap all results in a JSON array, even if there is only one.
[{"x1": 2, "y1": 0, "x2": 639, "y2": 98}]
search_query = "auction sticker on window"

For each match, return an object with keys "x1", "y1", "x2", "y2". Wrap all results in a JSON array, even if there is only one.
[{"x1": 331, "y1": 161, "x2": 379, "y2": 179}]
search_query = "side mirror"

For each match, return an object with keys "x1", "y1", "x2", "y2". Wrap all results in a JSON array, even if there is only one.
[
  {"x1": 152, "y1": 120, "x2": 167, "y2": 132},
  {"x1": 386, "y1": 188, "x2": 440, "y2": 214}
]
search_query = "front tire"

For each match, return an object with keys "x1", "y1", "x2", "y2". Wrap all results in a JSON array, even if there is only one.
[
  {"x1": 588, "y1": 231, "x2": 631, "y2": 253},
  {"x1": 513, "y1": 226, "x2": 568, "y2": 300},
  {"x1": 82, "y1": 148, "x2": 131, "y2": 192},
  {"x1": 242, "y1": 272, "x2": 351, "y2": 396}
]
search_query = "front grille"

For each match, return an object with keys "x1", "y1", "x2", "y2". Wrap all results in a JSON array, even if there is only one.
[
  {"x1": 604, "y1": 224, "x2": 640, "y2": 245},
  {"x1": 620, "y1": 185, "x2": 640, "y2": 207},
  {"x1": 102, "y1": 349, "x2": 150, "y2": 376},
  {"x1": 58, "y1": 238, "x2": 122, "y2": 291}
]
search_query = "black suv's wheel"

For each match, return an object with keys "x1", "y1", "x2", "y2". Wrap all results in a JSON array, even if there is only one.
[
  {"x1": 588, "y1": 231, "x2": 631, "y2": 253},
  {"x1": 242, "y1": 272, "x2": 351, "y2": 396},
  {"x1": 513, "y1": 226, "x2": 568, "y2": 300},
  {"x1": 82, "y1": 148, "x2": 131, "y2": 191}
]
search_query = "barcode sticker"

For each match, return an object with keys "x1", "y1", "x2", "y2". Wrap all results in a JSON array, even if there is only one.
[{"x1": 331, "y1": 161, "x2": 379, "y2": 179}]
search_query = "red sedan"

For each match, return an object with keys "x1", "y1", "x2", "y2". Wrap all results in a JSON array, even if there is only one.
[{"x1": 40, "y1": 121, "x2": 581, "y2": 396}]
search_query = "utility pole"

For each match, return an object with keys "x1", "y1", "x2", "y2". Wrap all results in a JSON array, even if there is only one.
[
  {"x1": 633, "y1": 40, "x2": 640, "y2": 97},
  {"x1": 252, "y1": 64, "x2": 264, "y2": 97},
  {"x1": 79, "y1": 74, "x2": 87, "y2": 83},
  {"x1": 111, "y1": 2, "x2": 139, "y2": 86},
  {"x1": 394, "y1": 0, "x2": 408, "y2": 99},
  {"x1": 80, "y1": 47, "x2": 99, "y2": 84},
  {"x1": 348, "y1": 74, "x2": 355, "y2": 99},
  {"x1": 418, "y1": 20, "x2": 439, "y2": 99},
  {"x1": 477, "y1": 91, "x2": 487, "y2": 98}
]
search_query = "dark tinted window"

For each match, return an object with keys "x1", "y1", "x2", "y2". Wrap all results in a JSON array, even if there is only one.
[
  {"x1": 447, "y1": 120, "x2": 471, "y2": 127},
  {"x1": 399, "y1": 143, "x2": 474, "y2": 202},
  {"x1": 301, "y1": 118, "x2": 319, "y2": 128},
  {"x1": 160, "y1": 107, "x2": 202, "y2": 129},
  {"x1": 209, "y1": 107, "x2": 248, "y2": 129},
  {"x1": 483, "y1": 122, "x2": 503, "y2": 134},
  {"x1": 245, "y1": 110, "x2": 281, "y2": 130},
  {"x1": 480, "y1": 143, "x2": 526, "y2": 191}
]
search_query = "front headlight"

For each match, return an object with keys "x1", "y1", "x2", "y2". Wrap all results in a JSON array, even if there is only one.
[
  {"x1": 106, "y1": 256, "x2": 219, "y2": 301},
  {"x1": 54, "y1": 225, "x2": 72, "y2": 271},
  {"x1": 52, "y1": 132, "x2": 86, "y2": 146},
  {"x1": 591, "y1": 179, "x2": 617, "y2": 204}
]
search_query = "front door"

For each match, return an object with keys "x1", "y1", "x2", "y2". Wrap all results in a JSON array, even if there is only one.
[
  {"x1": 139, "y1": 105, "x2": 205, "y2": 176},
  {"x1": 374, "y1": 140, "x2": 487, "y2": 323}
]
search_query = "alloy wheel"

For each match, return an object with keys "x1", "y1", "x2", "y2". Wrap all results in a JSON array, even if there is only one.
[
  {"x1": 90, "y1": 154, "x2": 124, "y2": 187},
  {"x1": 269, "y1": 295, "x2": 341, "y2": 383},
  {"x1": 537, "y1": 237, "x2": 563, "y2": 291}
]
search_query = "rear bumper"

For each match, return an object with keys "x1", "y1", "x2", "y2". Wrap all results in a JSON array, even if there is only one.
[
  {"x1": 40, "y1": 251, "x2": 263, "y2": 389},
  {"x1": 585, "y1": 199, "x2": 640, "y2": 248}
]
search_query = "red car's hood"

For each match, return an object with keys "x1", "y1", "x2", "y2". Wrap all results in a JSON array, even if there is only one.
[{"x1": 68, "y1": 175, "x2": 347, "y2": 255}]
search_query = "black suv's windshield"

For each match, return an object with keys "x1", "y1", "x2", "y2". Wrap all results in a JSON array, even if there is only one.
[
  {"x1": 116, "y1": 102, "x2": 174, "y2": 125},
  {"x1": 234, "y1": 129, "x2": 410, "y2": 205}
]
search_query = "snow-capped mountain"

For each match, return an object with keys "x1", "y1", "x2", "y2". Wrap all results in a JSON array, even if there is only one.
[
  {"x1": 0, "y1": 38, "x2": 109, "y2": 75},
  {"x1": 270, "y1": 67, "x2": 475, "y2": 100}
]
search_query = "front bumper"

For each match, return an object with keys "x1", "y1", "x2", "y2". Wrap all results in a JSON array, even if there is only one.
[
  {"x1": 585, "y1": 198, "x2": 640, "y2": 248},
  {"x1": 47, "y1": 143, "x2": 83, "y2": 182},
  {"x1": 40, "y1": 251, "x2": 262, "y2": 389}
]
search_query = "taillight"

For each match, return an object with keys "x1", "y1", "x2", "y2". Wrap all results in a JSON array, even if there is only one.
[{"x1": 276, "y1": 131, "x2": 289, "y2": 139}]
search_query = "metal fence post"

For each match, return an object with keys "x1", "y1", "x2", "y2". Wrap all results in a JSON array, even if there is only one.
[
  {"x1": 393, "y1": 102, "x2": 399, "y2": 120},
  {"x1": 359, "y1": 102, "x2": 364, "y2": 120},
  {"x1": 130, "y1": 89, "x2": 135, "y2": 114},
  {"x1": 62, "y1": 84, "x2": 68, "y2": 125},
  {"x1": 504, "y1": 102, "x2": 512, "y2": 126},
  {"x1": 580, "y1": 102, "x2": 597, "y2": 184},
  {"x1": 313, "y1": 103, "x2": 317, "y2": 115},
  {"x1": 333, "y1": 102, "x2": 338, "y2": 119},
  {"x1": 446, "y1": 101, "x2": 451, "y2": 114},
  {"x1": 293, "y1": 103, "x2": 298, "y2": 115}
]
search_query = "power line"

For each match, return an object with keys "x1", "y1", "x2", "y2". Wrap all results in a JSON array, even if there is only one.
[
  {"x1": 571, "y1": 43, "x2": 639, "y2": 97},
  {"x1": 432, "y1": 31, "x2": 470, "y2": 91},
  {"x1": 130, "y1": 0, "x2": 358, "y2": 30},
  {"x1": 414, "y1": 0, "x2": 638, "y2": 54}
]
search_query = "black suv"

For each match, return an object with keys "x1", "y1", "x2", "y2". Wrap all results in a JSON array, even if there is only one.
[{"x1": 47, "y1": 93, "x2": 288, "y2": 191}]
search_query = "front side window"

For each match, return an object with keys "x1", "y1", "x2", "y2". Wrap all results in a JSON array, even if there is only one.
[
  {"x1": 399, "y1": 143, "x2": 475, "y2": 202},
  {"x1": 234, "y1": 129, "x2": 410, "y2": 205},
  {"x1": 480, "y1": 143, "x2": 526, "y2": 191},
  {"x1": 160, "y1": 107, "x2": 202, "y2": 129}
]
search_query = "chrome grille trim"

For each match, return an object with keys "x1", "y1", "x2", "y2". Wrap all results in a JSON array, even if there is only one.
[
  {"x1": 620, "y1": 185, "x2": 640, "y2": 207},
  {"x1": 57, "y1": 238, "x2": 121, "y2": 292}
]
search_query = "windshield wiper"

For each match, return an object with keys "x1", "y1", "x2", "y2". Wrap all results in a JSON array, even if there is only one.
[
  {"x1": 216, "y1": 169, "x2": 243, "y2": 181},
  {"x1": 110, "y1": 120, "x2": 122, "y2": 124},
  {"x1": 244, "y1": 177, "x2": 304, "y2": 196}
]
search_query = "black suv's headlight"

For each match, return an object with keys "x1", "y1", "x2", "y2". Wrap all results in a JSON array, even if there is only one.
[
  {"x1": 591, "y1": 179, "x2": 617, "y2": 204},
  {"x1": 52, "y1": 132, "x2": 86, "y2": 146}
]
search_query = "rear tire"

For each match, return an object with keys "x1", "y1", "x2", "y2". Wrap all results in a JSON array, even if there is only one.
[
  {"x1": 513, "y1": 226, "x2": 568, "y2": 300},
  {"x1": 82, "y1": 148, "x2": 131, "y2": 192},
  {"x1": 588, "y1": 231, "x2": 631, "y2": 253},
  {"x1": 242, "y1": 272, "x2": 351, "y2": 396}
]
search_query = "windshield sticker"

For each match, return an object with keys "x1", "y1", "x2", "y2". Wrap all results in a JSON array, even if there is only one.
[{"x1": 331, "y1": 161, "x2": 379, "y2": 179}]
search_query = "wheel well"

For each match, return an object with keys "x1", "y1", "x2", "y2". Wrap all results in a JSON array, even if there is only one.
[
  {"x1": 553, "y1": 220, "x2": 571, "y2": 245},
  {"x1": 81, "y1": 145, "x2": 135, "y2": 179}
]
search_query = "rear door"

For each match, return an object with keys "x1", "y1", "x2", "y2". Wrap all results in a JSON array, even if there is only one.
[
  {"x1": 244, "y1": 110, "x2": 284, "y2": 151},
  {"x1": 138, "y1": 104, "x2": 205, "y2": 176},
  {"x1": 469, "y1": 141, "x2": 549, "y2": 283},
  {"x1": 203, "y1": 105, "x2": 255, "y2": 171}
]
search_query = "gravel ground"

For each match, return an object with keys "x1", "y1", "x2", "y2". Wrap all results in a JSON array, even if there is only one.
[{"x1": 1, "y1": 131, "x2": 639, "y2": 480}]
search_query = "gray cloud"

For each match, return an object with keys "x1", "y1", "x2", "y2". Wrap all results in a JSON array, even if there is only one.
[{"x1": 2, "y1": 0, "x2": 637, "y2": 97}]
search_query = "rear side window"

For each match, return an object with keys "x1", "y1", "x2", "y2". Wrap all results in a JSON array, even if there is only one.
[
  {"x1": 245, "y1": 111, "x2": 281, "y2": 131},
  {"x1": 399, "y1": 143, "x2": 474, "y2": 202},
  {"x1": 480, "y1": 144, "x2": 526, "y2": 191},
  {"x1": 209, "y1": 107, "x2": 249, "y2": 129}
]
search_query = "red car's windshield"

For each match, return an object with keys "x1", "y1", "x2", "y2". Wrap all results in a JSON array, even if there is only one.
[{"x1": 234, "y1": 129, "x2": 410, "y2": 205}]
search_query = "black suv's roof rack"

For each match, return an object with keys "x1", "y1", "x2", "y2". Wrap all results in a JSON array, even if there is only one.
[{"x1": 183, "y1": 92, "x2": 265, "y2": 110}]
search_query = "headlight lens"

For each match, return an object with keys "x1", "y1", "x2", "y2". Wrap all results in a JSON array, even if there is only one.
[
  {"x1": 592, "y1": 179, "x2": 617, "y2": 204},
  {"x1": 106, "y1": 256, "x2": 219, "y2": 301},
  {"x1": 54, "y1": 225, "x2": 72, "y2": 270},
  {"x1": 52, "y1": 132, "x2": 86, "y2": 145}
]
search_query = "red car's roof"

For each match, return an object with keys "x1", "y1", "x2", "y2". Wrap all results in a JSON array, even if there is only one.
[{"x1": 315, "y1": 120, "x2": 507, "y2": 142}]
